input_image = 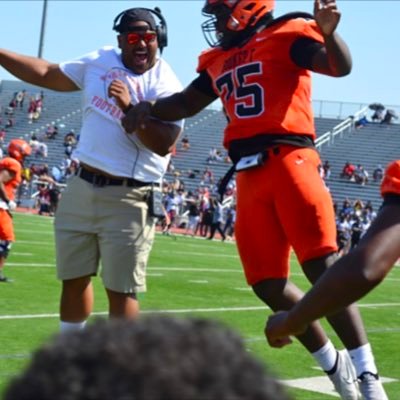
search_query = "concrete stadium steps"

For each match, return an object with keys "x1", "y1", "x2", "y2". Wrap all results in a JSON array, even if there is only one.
[{"x1": 319, "y1": 122, "x2": 400, "y2": 210}]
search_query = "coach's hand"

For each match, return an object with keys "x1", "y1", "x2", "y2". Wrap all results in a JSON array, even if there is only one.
[{"x1": 121, "y1": 101, "x2": 152, "y2": 133}]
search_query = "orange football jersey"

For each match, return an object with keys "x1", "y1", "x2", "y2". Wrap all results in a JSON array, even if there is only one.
[
  {"x1": 0, "y1": 157, "x2": 22, "y2": 200},
  {"x1": 197, "y1": 17, "x2": 324, "y2": 148}
]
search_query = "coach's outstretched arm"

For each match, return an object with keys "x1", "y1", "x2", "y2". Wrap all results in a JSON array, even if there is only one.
[{"x1": 0, "y1": 49, "x2": 78, "y2": 91}]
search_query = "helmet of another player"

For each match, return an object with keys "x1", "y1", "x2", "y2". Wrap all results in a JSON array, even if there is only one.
[
  {"x1": 201, "y1": 0, "x2": 275, "y2": 49},
  {"x1": 7, "y1": 139, "x2": 32, "y2": 163}
]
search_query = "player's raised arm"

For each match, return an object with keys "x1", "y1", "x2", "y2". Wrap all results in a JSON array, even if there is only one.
[{"x1": 311, "y1": 0, "x2": 352, "y2": 76}]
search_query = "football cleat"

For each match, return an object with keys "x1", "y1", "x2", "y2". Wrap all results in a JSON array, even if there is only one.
[
  {"x1": 358, "y1": 372, "x2": 388, "y2": 400},
  {"x1": 327, "y1": 350, "x2": 361, "y2": 400}
]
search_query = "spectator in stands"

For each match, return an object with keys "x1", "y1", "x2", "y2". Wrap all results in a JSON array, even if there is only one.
[
  {"x1": 27, "y1": 97, "x2": 37, "y2": 123},
  {"x1": 35, "y1": 96, "x2": 43, "y2": 115},
  {"x1": 187, "y1": 168, "x2": 197, "y2": 179},
  {"x1": 121, "y1": 1, "x2": 388, "y2": 397},
  {"x1": 206, "y1": 146, "x2": 218, "y2": 163},
  {"x1": 381, "y1": 109, "x2": 395, "y2": 125},
  {"x1": 0, "y1": 127, "x2": 6, "y2": 145},
  {"x1": 202, "y1": 166, "x2": 214, "y2": 185},
  {"x1": 373, "y1": 164, "x2": 384, "y2": 182},
  {"x1": 63, "y1": 130, "x2": 77, "y2": 157},
  {"x1": 45, "y1": 124, "x2": 58, "y2": 140},
  {"x1": 15, "y1": 89, "x2": 26, "y2": 109},
  {"x1": 181, "y1": 134, "x2": 190, "y2": 150},
  {"x1": 8, "y1": 94, "x2": 17, "y2": 111},
  {"x1": 338, "y1": 198, "x2": 353, "y2": 217},
  {"x1": 322, "y1": 160, "x2": 331, "y2": 180},
  {"x1": 364, "y1": 201, "x2": 377, "y2": 221},
  {"x1": 340, "y1": 161, "x2": 356, "y2": 180},
  {"x1": 354, "y1": 164, "x2": 369, "y2": 185},
  {"x1": 0, "y1": 6, "x2": 183, "y2": 332},
  {"x1": 336, "y1": 214, "x2": 351, "y2": 256},
  {"x1": 371, "y1": 108, "x2": 384, "y2": 122},
  {"x1": 5, "y1": 117, "x2": 14, "y2": 128},
  {"x1": 352, "y1": 198, "x2": 364, "y2": 217},
  {"x1": 354, "y1": 115, "x2": 368, "y2": 129},
  {"x1": 350, "y1": 215, "x2": 363, "y2": 249},
  {"x1": 4, "y1": 316, "x2": 291, "y2": 400}
]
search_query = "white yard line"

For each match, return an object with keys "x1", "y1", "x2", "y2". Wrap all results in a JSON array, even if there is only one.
[{"x1": 2, "y1": 303, "x2": 400, "y2": 321}]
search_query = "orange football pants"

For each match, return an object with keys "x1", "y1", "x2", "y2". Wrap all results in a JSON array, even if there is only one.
[
  {"x1": 0, "y1": 209, "x2": 14, "y2": 241},
  {"x1": 235, "y1": 145, "x2": 337, "y2": 285}
]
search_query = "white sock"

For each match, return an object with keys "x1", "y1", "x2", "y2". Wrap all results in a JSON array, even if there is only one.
[
  {"x1": 348, "y1": 343, "x2": 378, "y2": 377},
  {"x1": 312, "y1": 340, "x2": 338, "y2": 372},
  {"x1": 60, "y1": 320, "x2": 86, "y2": 333}
]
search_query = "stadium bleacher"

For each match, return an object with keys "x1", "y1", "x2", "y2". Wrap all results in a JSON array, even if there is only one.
[{"x1": 1, "y1": 79, "x2": 399, "y2": 211}]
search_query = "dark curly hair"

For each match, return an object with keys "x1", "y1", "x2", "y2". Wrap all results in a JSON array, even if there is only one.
[{"x1": 4, "y1": 315, "x2": 291, "y2": 400}]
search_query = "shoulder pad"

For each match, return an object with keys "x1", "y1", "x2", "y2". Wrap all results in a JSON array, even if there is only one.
[
  {"x1": 197, "y1": 47, "x2": 222, "y2": 73},
  {"x1": 269, "y1": 12, "x2": 314, "y2": 27}
]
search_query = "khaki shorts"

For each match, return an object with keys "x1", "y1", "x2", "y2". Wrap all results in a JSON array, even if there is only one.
[{"x1": 54, "y1": 175, "x2": 155, "y2": 293}]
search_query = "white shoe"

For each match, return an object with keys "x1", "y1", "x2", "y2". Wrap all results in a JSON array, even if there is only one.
[
  {"x1": 327, "y1": 350, "x2": 361, "y2": 400},
  {"x1": 358, "y1": 372, "x2": 388, "y2": 400}
]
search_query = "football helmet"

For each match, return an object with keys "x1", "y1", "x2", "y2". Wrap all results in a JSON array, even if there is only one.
[
  {"x1": 7, "y1": 139, "x2": 32, "y2": 163},
  {"x1": 201, "y1": 0, "x2": 275, "y2": 48}
]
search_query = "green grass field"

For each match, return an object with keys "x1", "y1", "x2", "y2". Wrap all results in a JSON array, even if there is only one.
[{"x1": 1, "y1": 212, "x2": 399, "y2": 399}]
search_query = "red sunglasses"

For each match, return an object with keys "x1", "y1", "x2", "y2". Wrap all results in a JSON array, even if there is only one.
[{"x1": 125, "y1": 32, "x2": 157, "y2": 45}]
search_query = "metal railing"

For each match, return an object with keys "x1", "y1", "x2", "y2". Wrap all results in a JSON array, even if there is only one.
[{"x1": 315, "y1": 106, "x2": 369, "y2": 149}]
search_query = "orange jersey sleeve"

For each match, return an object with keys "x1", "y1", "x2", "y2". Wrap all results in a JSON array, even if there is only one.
[{"x1": 197, "y1": 17, "x2": 324, "y2": 149}]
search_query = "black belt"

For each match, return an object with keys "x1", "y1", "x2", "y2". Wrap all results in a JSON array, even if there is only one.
[{"x1": 77, "y1": 167, "x2": 155, "y2": 188}]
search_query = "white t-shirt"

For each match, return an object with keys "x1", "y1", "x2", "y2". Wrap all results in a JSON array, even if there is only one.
[{"x1": 60, "y1": 46, "x2": 184, "y2": 182}]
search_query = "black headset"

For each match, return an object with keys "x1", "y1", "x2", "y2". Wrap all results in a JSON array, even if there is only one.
[{"x1": 112, "y1": 7, "x2": 168, "y2": 53}]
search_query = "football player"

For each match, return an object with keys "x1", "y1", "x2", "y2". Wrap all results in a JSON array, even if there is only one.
[
  {"x1": 0, "y1": 139, "x2": 31, "y2": 282},
  {"x1": 122, "y1": 1, "x2": 387, "y2": 398}
]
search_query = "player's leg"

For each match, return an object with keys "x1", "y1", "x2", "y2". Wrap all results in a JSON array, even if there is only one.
[
  {"x1": 282, "y1": 147, "x2": 386, "y2": 400},
  {"x1": 252, "y1": 278, "x2": 329, "y2": 352},
  {"x1": 0, "y1": 211, "x2": 14, "y2": 282},
  {"x1": 235, "y1": 157, "x2": 339, "y2": 362}
]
